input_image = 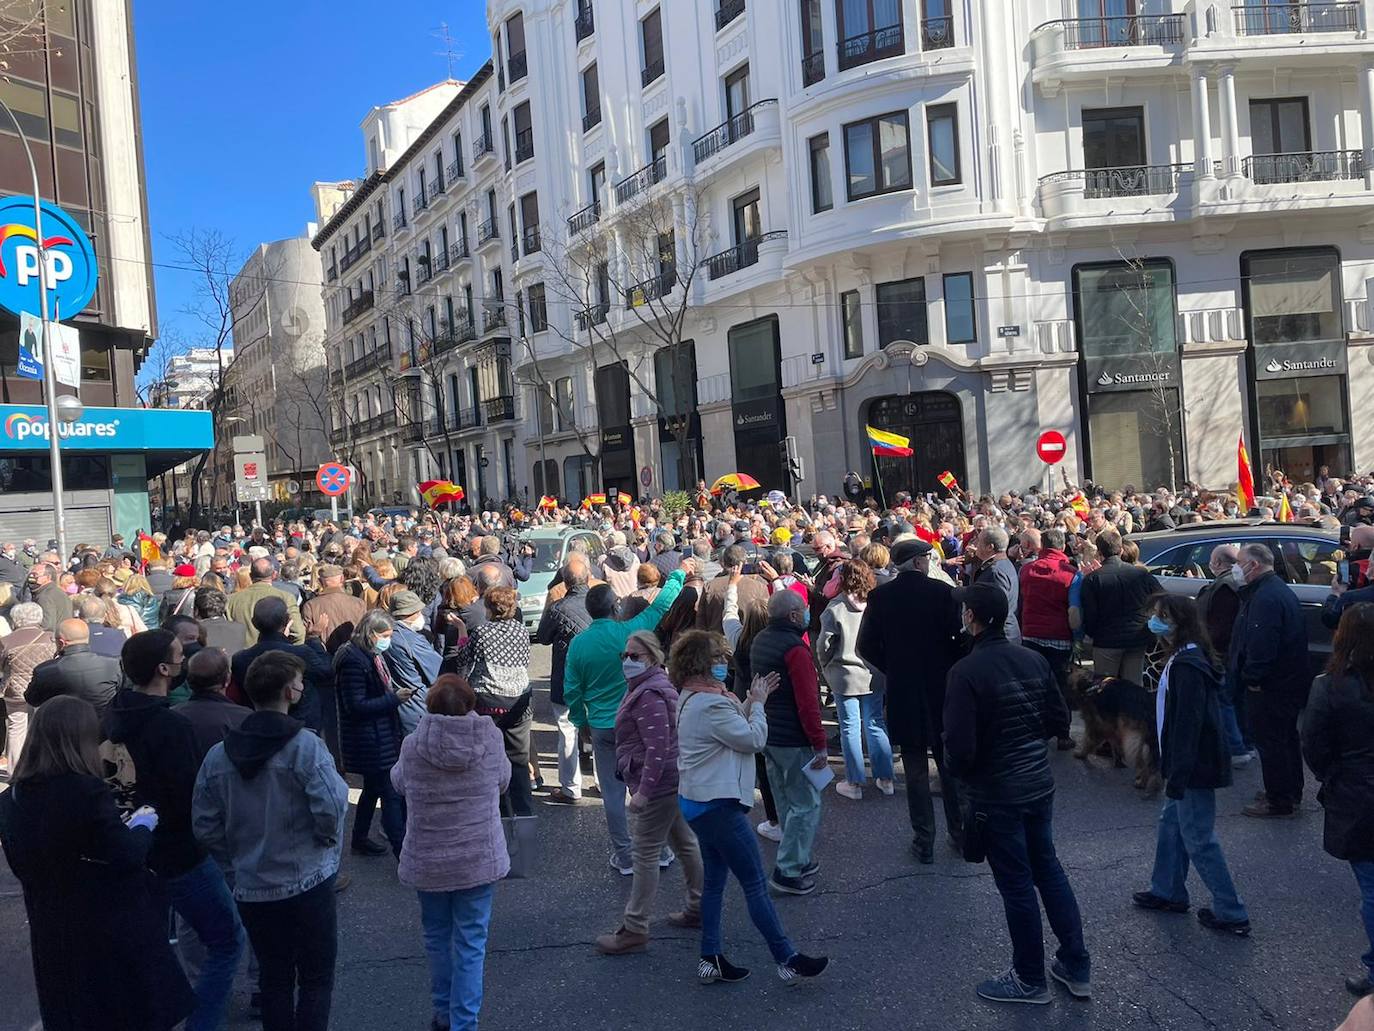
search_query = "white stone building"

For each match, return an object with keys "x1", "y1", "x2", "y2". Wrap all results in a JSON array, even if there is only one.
[{"x1": 313, "y1": 0, "x2": 1374, "y2": 507}]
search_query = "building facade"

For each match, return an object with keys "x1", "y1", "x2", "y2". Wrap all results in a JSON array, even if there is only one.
[{"x1": 314, "y1": 0, "x2": 1374, "y2": 507}]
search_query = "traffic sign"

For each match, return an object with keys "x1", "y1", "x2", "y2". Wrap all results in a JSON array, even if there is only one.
[
  {"x1": 316, "y1": 462, "x2": 351, "y2": 496},
  {"x1": 286, "y1": 479, "x2": 301, "y2": 495},
  {"x1": 234, "y1": 452, "x2": 270, "y2": 502},
  {"x1": 1036, "y1": 430, "x2": 1068, "y2": 465},
  {"x1": 640, "y1": 465, "x2": 653, "y2": 487},
  {"x1": 0, "y1": 196, "x2": 98, "y2": 320}
]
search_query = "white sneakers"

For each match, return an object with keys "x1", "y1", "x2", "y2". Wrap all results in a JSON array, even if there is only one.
[
  {"x1": 875, "y1": 778, "x2": 895, "y2": 796},
  {"x1": 835, "y1": 780, "x2": 863, "y2": 800},
  {"x1": 755, "y1": 820, "x2": 782, "y2": 842}
]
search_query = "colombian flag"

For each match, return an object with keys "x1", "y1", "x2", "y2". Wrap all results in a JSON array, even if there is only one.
[
  {"x1": 866, "y1": 425, "x2": 912, "y2": 458},
  {"x1": 419, "y1": 479, "x2": 464, "y2": 508},
  {"x1": 1237, "y1": 436, "x2": 1256, "y2": 514},
  {"x1": 937, "y1": 470, "x2": 960, "y2": 492}
]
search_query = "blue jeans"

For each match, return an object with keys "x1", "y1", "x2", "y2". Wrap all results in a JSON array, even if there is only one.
[
  {"x1": 1149, "y1": 789, "x2": 1248, "y2": 923},
  {"x1": 836, "y1": 691, "x2": 894, "y2": 785},
  {"x1": 418, "y1": 884, "x2": 496, "y2": 1031},
  {"x1": 354, "y1": 767, "x2": 406, "y2": 856},
  {"x1": 166, "y1": 855, "x2": 246, "y2": 1031},
  {"x1": 764, "y1": 746, "x2": 822, "y2": 878},
  {"x1": 1353, "y1": 861, "x2": 1374, "y2": 980},
  {"x1": 1218, "y1": 675, "x2": 1253, "y2": 756},
  {"x1": 981, "y1": 796, "x2": 1090, "y2": 988},
  {"x1": 689, "y1": 803, "x2": 795, "y2": 963}
]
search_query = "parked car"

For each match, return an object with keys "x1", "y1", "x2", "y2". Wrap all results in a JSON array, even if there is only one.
[
  {"x1": 515, "y1": 526, "x2": 606, "y2": 633},
  {"x1": 1128, "y1": 519, "x2": 1341, "y2": 670}
]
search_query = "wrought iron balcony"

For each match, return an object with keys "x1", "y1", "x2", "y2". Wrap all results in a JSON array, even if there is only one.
[
  {"x1": 326, "y1": 264, "x2": 338, "y2": 282},
  {"x1": 1243, "y1": 150, "x2": 1364, "y2": 184},
  {"x1": 1039, "y1": 163, "x2": 1189, "y2": 199},
  {"x1": 801, "y1": 50, "x2": 825, "y2": 86},
  {"x1": 568, "y1": 201, "x2": 600, "y2": 235},
  {"x1": 693, "y1": 99, "x2": 776, "y2": 164},
  {"x1": 715, "y1": 0, "x2": 744, "y2": 31},
  {"x1": 446, "y1": 159, "x2": 464, "y2": 183},
  {"x1": 838, "y1": 22, "x2": 903, "y2": 70},
  {"x1": 1233, "y1": 2, "x2": 1358, "y2": 35},
  {"x1": 624, "y1": 268, "x2": 676, "y2": 308},
  {"x1": 922, "y1": 14, "x2": 955, "y2": 48},
  {"x1": 429, "y1": 179, "x2": 445, "y2": 202},
  {"x1": 484, "y1": 306, "x2": 508, "y2": 333},
  {"x1": 575, "y1": 302, "x2": 610, "y2": 331},
  {"x1": 372, "y1": 221, "x2": 385, "y2": 242},
  {"x1": 345, "y1": 345, "x2": 390, "y2": 378},
  {"x1": 583, "y1": 107, "x2": 602, "y2": 132},
  {"x1": 522, "y1": 226, "x2": 542, "y2": 256},
  {"x1": 416, "y1": 258, "x2": 433, "y2": 285},
  {"x1": 478, "y1": 218, "x2": 500, "y2": 245},
  {"x1": 473, "y1": 132, "x2": 496, "y2": 161},
  {"x1": 614, "y1": 155, "x2": 667, "y2": 204},
  {"x1": 483, "y1": 395, "x2": 516, "y2": 423},
  {"x1": 641, "y1": 57, "x2": 664, "y2": 87},
  {"x1": 1040, "y1": 14, "x2": 1185, "y2": 49},
  {"x1": 514, "y1": 128, "x2": 534, "y2": 164},
  {"x1": 414, "y1": 190, "x2": 429, "y2": 212},
  {"x1": 450, "y1": 239, "x2": 471, "y2": 263},
  {"x1": 702, "y1": 231, "x2": 785, "y2": 281},
  {"x1": 434, "y1": 248, "x2": 450, "y2": 272},
  {"x1": 342, "y1": 290, "x2": 375, "y2": 325},
  {"x1": 575, "y1": 5, "x2": 595, "y2": 42},
  {"x1": 393, "y1": 211, "x2": 407, "y2": 231},
  {"x1": 508, "y1": 51, "x2": 528, "y2": 83}
]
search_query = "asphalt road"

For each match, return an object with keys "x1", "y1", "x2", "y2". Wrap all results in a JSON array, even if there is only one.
[{"x1": 0, "y1": 645, "x2": 1363, "y2": 1031}]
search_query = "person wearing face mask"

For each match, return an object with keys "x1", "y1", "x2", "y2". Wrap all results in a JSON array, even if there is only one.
[
  {"x1": 0, "y1": 541, "x2": 26, "y2": 591},
  {"x1": 382, "y1": 591, "x2": 443, "y2": 735},
  {"x1": 595, "y1": 631, "x2": 704, "y2": 955},
  {"x1": 1132, "y1": 595, "x2": 1249, "y2": 936},
  {"x1": 1196, "y1": 546, "x2": 1255, "y2": 767},
  {"x1": 1228, "y1": 543, "x2": 1310, "y2": 819}
]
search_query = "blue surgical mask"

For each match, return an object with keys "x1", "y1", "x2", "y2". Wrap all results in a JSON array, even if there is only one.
[
  {"x1": 710, "y1": 663, "x2": 729, "y2": 683},
  {"x1": 621, "y1": 659, "x2": 648, "y2": 681},
  {"x1": 1146, "y1": 615, "x2": 1172, "y2": 636},
  {"x1": 373, "y1": 635, "x2": 393, "y2": 654}
]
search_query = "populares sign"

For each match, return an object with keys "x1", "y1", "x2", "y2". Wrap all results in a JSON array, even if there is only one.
[{"x1": 0, "y1": 404, "x2": 215, "y2": 453}]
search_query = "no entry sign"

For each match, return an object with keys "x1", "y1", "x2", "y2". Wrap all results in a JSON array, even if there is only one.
[
  {"x1": 1036, "y1": 430, "x2": 1067, "y2": 466},
  {"x1": 316, "y1": 462, "x2": 351, "y2": 496}
]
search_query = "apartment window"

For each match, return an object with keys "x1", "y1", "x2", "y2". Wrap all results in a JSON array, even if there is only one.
[
  {"x1": 943, "y1": 272, "x2": 976, "y2": 343},
  {"x1": 555, "y1": 376, "x2": 575, "y2": 431},
  {"x1": 844, "y1": 111, "x2": 912, "y2": 201},
  {"x1": 649, "y1": 117, "x2": 671, "y2": 171},
  {"x1": 465, "y1": 283, "x2": 475, "y2": 324},
  {"x1": 528, "y1": 283, "x2": 548, "y2": 332},
  {"x1": 492, "y1": 268, "x2": 504, "y2": 301},
  {"x1": 927, "y1": 103, "x2": 960, "y2": 185},
  {"x1": 575, "y1": 0, "x2": 595, "y2": 41},
  {"x1": 809, "y1": 133, "x2": 833, "y2": 212},
  {"x1": 1249, "y1": 97, "x2": 1312, "y2": 181},
  {"x1": 434, "y1": 151, "x2": 445, "y2": 189},
  {"x1": 641, "y1": 8, "x2": 665, "y2": 86},
  {"x1": 445, "y1": 294, "x2": 456, "y2": 330},
  {"x1": 513, "y1": 101, "x2": 534, "y2": 163},
  {"x1": 732, "y1": 189, "x2": 762, "y2": 244},
  {"x1": 452, "y1": 132, "x2": 464, "y2": 176},
  {"x1": 837, "y1": 0, "x2": 904, "y2": 70},
  {"x1": 589, "y1": 162, "x2": 606, "y2": 205},
  {"x1": 1083, "y1": 106, "x2": 1145, "y2": 170},
  {"x1": 800, "y1": 0, "x2": 825, "y2": 84},
  {"x1": 506, "y1": 12, "x2": 527, "y2": 81},
  {"x1": 396, "y1": 188, "x2": 407, "y2": 224},
  {"x1": 725, "y1": 64, "x2": 751, "y2": 120},
  {"x1": 877, "y1": 277, "x2": 928, "y2": 346},
  {"x1": 486, "y1": 188, "x2": 498, "y2": 223},
  {"x1": 426, "y1": 305, "x2": 438, "y2": 340},
  {"x1": 582, "y1": 64, "x2": 601, "y2": 130},
  {"x1": 502, "y1": 115, "x2": 512, "y2": 170},
  {"x1": 1246, "y1": 250, "x2": 1342, "y2": 345},
  {"x1": 481, "y1": 105, "x2": 493, "y2": 143},
  {"x1": 508, "y1": 203, "x2": 519, "y2": 260},
  {"x1": 516, "y1": 289, "x2": 527, "y2": 336},
  {"x1": 842, "y1": 289, "x2": 864, "y2": 358},
  {"x1": 520, "y1": 192, "x2": 541, "y2": 254}
]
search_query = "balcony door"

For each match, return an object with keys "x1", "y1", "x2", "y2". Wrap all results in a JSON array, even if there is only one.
[
  {"x1": 725, "y1": 65, "x2": 750, "y2": 121},
  {"x1": 1077, "y1": 0, "x2": 1135, "y2": 46},
  {"x1": 732, "y1": 189, "x2": 761, "y2": 247},
  {"x1": 1082, "y1": 106, "x2": 1147, "y2": 197},
  {"x1": 1249, "y1": 98, "x2": 1312, "y2": 184}
]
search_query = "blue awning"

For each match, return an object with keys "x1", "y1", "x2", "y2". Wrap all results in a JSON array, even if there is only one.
[{"x1": 0, "y1": 403, "x2": 214, "y2": 465}]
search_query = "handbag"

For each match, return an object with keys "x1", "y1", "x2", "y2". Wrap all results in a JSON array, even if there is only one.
[{"x1": 502, "y1": 814, "x2": 538, "y2": 879}]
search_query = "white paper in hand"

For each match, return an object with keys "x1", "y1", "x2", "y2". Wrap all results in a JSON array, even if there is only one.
[{"x1": 801, "y1": 754, "x2": 834, "y2": 792}]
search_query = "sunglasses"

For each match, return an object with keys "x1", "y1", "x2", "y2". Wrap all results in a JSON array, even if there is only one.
[{"x1": 620, "y1": 652, "x2": 648, "y2": 661}]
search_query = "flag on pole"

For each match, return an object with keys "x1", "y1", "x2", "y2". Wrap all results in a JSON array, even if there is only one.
[
  {"x1": 1277, "y1": 493, "x2": 1293, "y2": 522},
  {"x1": 137, "y1": 532, "x2": 160, "y2": 565},
  {"x1": 1236, "y1": 436, "x2": 1257, "y2": 513},
  {"x1": 866, "y1": 425, "x2": 913, "y2": 458},
  {"x1": 937, "y1": 470, "x2": 960, "y2": 492},
  {"x1": 538, "y1": 495, "x2": 557, "y2": 511},
  {"x1": 616, "y1": 491, "x2": 632, "y2": 506},
  {"x1": 419, "y1": 479, "x2": 464, "y2": 508}
]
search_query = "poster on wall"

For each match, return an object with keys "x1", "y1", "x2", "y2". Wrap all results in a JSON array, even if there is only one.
[{"x1": 19, "y1": 310, "x2": 81, "y2": 388}]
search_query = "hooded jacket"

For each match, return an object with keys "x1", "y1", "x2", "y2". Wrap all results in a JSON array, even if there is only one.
[
  {"x1": 101, "y1": 690, "x2": 205, "y2": 878},
  {"x1": 614, "y1": 666, "x2": 681, "y2": 799},
  {"x1": 817, "y1": 594, "x2": 873, "y2": 697},
  {"x1": 390, "y1": 712, "x2": 510, "y2": 891},
  {"x1": 192, "y1": 710, "x2": 349, "y2": 902}
]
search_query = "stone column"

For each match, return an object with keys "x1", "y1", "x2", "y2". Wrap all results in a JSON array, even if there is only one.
[
  {"x1": 1217, "y1": 64, "x2": 1241, "y2": 178},
  {"x1": 1192, "y1": 68, "x2": 1215, "y2": 179}
]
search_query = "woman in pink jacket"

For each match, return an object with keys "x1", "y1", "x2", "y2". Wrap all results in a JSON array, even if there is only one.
[{"x1": 392, "y1": 674, "x2": 509, "y2": 1031}]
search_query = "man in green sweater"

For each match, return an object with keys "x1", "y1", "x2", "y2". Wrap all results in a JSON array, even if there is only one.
[{"x1": 565, "y1": 562, "x2": 690, "y2": 873}]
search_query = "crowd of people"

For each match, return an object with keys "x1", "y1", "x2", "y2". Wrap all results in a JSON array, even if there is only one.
[{"x1": 0, "y1": 465, "x2": 1371, "y2": 1028}]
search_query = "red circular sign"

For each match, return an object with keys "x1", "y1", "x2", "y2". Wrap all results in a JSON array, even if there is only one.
[
  {"x1": 1036, "y1": 430, "x2": 1068, "y2": 466},
  {"x1": 316, "y1": 463, "x2": 351, "y2": 496}
]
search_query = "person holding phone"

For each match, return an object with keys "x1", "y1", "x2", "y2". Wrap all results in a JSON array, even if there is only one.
[
  {"x1": 671, "y1": 630, "x2": 828, "y2": 986},
  {"x1": 1324, "y1": 532, "x2": 1374, "y2": 630}
]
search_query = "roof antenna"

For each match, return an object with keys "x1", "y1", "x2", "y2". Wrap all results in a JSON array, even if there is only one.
[{"x1": 432, "y1": 22, "x2": 461, "y2": 80}]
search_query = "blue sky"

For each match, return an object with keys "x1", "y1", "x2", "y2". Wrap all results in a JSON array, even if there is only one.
[{"x1": 133, "y1": 1, "x2": 489, "y2": 350}]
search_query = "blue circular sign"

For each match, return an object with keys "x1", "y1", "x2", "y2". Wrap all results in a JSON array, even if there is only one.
[
  {"x1": 316, "y1": 463, "x2": 350, "y2": 496},
  {"x1": 0, "y1": 196, "x2": 97, "y2": 321}
]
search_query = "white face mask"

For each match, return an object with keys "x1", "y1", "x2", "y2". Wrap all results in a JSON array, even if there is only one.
[
  {"x1": 1231, "y1": 565, "x2": 1248, "y2": 586},
  {"x1": 622, "y1": 659, "x2": 648, "y2": 681}
]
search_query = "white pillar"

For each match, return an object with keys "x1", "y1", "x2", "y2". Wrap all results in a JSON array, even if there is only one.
[
  {"x1": 1218, "y1": 65, "x2": 1241, "y2": 178},
  {"x1": 1360, "y1": 62, "x2": 1374, "y2": 172},
  {"x1": 1191, "y1": 69, "x2": 1215, "y2": 179}
]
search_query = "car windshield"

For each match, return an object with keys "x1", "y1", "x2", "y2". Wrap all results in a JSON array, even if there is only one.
[{"x1": 528, "y1": 539, "x2": 566, "y2": 574}]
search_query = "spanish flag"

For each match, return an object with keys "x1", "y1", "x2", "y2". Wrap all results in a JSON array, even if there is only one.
[
  {"x1": 538, "y1": 495, "x2": 558, "y2": 511},
  {"x1": 137, "y1": 532, "x2": 160, "y2": 565},
  {"x1": 937, "y1": 470, "x2": 960, "y2": 492},
  {"x1": 581, "y1": 493, "x2": 607, "y2": 509},
  {"x1": 866, "y1": 425, "x2": 913, "y2": 458},
  {"x1": 1237, "y1": 435, "x2": 1256, "y2": 513},
  {"x1": 616, "y1": 491, "x2": 632, "y2": 506},
  {"x1": 1068, "y1": 492, "x2": 1090, "y2": 518},
  {"x1": 419, "y1": 479, "x2": 464, "y2": 508},
  {"x1": 1277, "y1": 493, "x2": 1293, "y2": 523}
]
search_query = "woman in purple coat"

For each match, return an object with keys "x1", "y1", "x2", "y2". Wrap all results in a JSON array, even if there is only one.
[{"x1": 392, "y1": 674, "x2": 509, "y2": 1031}]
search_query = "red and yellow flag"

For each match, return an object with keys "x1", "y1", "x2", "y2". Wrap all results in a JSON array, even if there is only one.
[
  {"x1": 581, "y1": 493, "x2": 607, "y2": 509},
  {"x1": 937, "y1": 470, "x2": 960, "y2": 492},
  {"x1": 866, "y1": 425, "x2": 913, "y2": 458},
  {"x1": 616, "y1": 491, "x2": 632, "y2": 506},
  {"x1": 137, "y1": 532, "x2": 160, "y2": 565},
  {"x1": 419, "y1": 479, "x2": 464, "y2": 508},
  {"x1": 1236, "y1": 436, "x2": 1256, "y2": 513},
  {"x1": 1277, "y1": 493, "x2": 1293, "y2": 523},
  {"x1": 538, "y1": 495, "x2": 557, "y2": 511},
  {"x1": 1068, "y1": 492, "x2": 1090, "y2": 518}
]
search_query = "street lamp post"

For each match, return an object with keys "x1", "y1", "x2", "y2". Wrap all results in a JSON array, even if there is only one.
[{"x1": 0, "y1": 98, "x2": 79, "y2": 563}]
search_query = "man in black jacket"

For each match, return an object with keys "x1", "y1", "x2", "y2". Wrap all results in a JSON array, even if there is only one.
[
  {"x1": 230, "y1": 596, "x2": 330, "y2": 732},
  {"x1": 25, "y1": 618, "x2": 122, "y2": 712},
  {"x1": 103, "y1": 629, "x2": 245, "y2": 1030},
  {"x1": 1081, "y1": 528, "x2": 1161, "y2": 686},
  {"x1": 536, "y1": 555, "x2": 594, "y2": 804},
  {"x1": 73, "y1": 594, "x2": 126, "y2": 658},
  {"x1": 25, "y1": 562, "x2": 70, "y2": 632},
  {"x1": 943, "y1": 582, "x2": 1089, "y2": 1006},
  {"x1": 1229, "y1": 542, "x2": 1309, "y2": 817},
  {"x1": 857, "y1": 537, "x2": 964, "y2": 863}
]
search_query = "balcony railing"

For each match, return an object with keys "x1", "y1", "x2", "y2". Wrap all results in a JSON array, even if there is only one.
[
  {"x1": 393, "y1": 211, "x2": 407, "y2": 231},
  {"x1": 326, "y1": 265, "x2": 338, "y2": 283},
  {"x1": 434, "y1": 248, "x2": 450, "y2": 272},
  {"x1": 624, "y1": 268, "x2": 676, "y2": 308},
  {"x1": 341, "y1": 290, "x2": 375, "y2": 325},
  {"x1": 446, "y1": 159, "x2": 464, "y2": 183},
  {"x1": 693, "y1": 99, "x2": 776, "y2": 164},
  {"x1": 838, "y1": 22, "x2": 903, "y2": 70},
  {"x1": 415, "y1": 259, "x2": 432, "y2": 285},
  {"x1": 345, "y1": 345, "x2": 390, "y2": 378},
  {"x1": 429, "y1": 179, "x2": 445, "y2": 202},
  {"x1": 801, "y1": 50, "x2": 825, "y2": 86},
  {"x1": 372, "y1": 221, "x2": 385, "y2": 242},
  {"x1": 715, "y1": 0, "x2": 744, "y2": 31},
  {"x1": 482, "y1": 395, "x2": 516, "y2": 423},
  {"x1": 641, "y1": 57, "x2": 665, "y2": 87},
  {"x1": 568, "y1": 201, "x2": 600, "y2": 234},
  {"x1": 922, "y1": 14, "x2": 955, "y2": 48},
  {"x1": 702, "y1": 231, "x2": 786, "y2": 281},
  {"x1": 1041, "y1": 14, "x2": 1186, "y2": 49},
  {"x1": 514, "y1": 128, "x2": 534, "y2": 164},
  {"x1": 450, "y1": 239, "x2": 471, "y2": 263},
  {"x1": 478, "y1": 218, "x2": 500, "y2": 245},
  {"x1": 522, "y1": 226, "x2": 542, "y2": 256},
  {"x1": 575, "y1": 4, "x2": 595, "y2": 41},
  {"x1": 395, "y1": 278, "x2": 412, "y2": 298},
  {"x1": 1233, "y1": 2, "x2": 1358, "y2": 35},
  {"x1": 474, "y1": 132, "x2": 496, "y2": 161},
  {"x1": 414, "y1": 190, "x2": 429, "y2": 212},
  {"x1": 1243, "y1": 150, "x2": 1364, "y2": 184},
  {"x1": 508, "y1": 50, "x2": 528, "y2": 83},
  {"x1": 614, "y1": 155, "x2": 667, "y2": 203},
  {"x1": 338, "y1": 234, "x2": 372, "y2": 273},
  {"x1": 576, "y1": 302, "x2": 610, "y2": 331},
  {"x1": 583, "y1": 107, "x2": 602, "y2": 132},
  {"x1": 1040, "y1": 163, "x2": 1189, "y2": 199},
  {"x1": 484, "y1": 306, "x2": 508, "y2": 333}
]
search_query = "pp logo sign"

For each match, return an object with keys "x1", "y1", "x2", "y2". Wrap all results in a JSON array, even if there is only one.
[{"x1": 0, "y1": 197, "x2": 98, "y2": 321}]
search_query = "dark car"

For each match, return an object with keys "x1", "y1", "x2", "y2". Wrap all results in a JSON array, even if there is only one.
[{"x1": 1128, "y1": 519, "x2": 1341, "y2": 669}]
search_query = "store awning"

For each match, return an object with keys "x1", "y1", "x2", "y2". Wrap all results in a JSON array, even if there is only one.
[{"x1": 0, "y1": 403, "x2": 214, "y2": 476}]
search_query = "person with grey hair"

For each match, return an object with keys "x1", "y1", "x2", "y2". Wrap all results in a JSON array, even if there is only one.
[
  {"x1": 0, "y1": 602, "x2": 55, "y2": 772},
  {"x1": 334, "y1": 610, "x2": 414, "y2": 856},
  {"x1": 73, "y1": 593, "x2": 125, "y2": 658},
  {"x1": 1229, "y1": 541, "x2": 1309, "y2": 818},
  {"x1": 1197, "y1": 545, "x2": 1253, "y2": 766},
  {"x1": 24, "y1": 562, "x2": 68, "y2": 633},
  {"x1": 437, "y1": 556, "x2": 466, "y2": 582},
  {"x1": 971, "y1": 527, "x2": 1022, "y2": 645}
]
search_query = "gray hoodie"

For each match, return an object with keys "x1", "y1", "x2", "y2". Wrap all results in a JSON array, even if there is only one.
[{"x1": 818, "y1": 594, "x2": 874, "y2": 697}]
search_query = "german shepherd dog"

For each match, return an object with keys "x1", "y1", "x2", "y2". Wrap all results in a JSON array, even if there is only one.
[{"x1": 1066, "y1": 668, "x2": 1162, "y2": 797}]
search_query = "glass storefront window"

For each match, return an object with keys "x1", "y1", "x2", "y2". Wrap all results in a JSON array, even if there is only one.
[
  {"x1": 1086, "y1": 388, "x2": 1185, "y2": 491},
  {"x1": 0, "y1": 454, "x2": 110, "y2": 492},
  {"x1": 727, "y1": 318, "x2": 780, "y2": 400},
  {"x1": 1077, "y1": 261, "x2": 1177, "y2": 358},
  {"x1": 1246, "y1": 251, "x2": 1342, "y2": 344},
  {"x1": 1257, "y1": 374, "x2": 1346, "y2": 437}
]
